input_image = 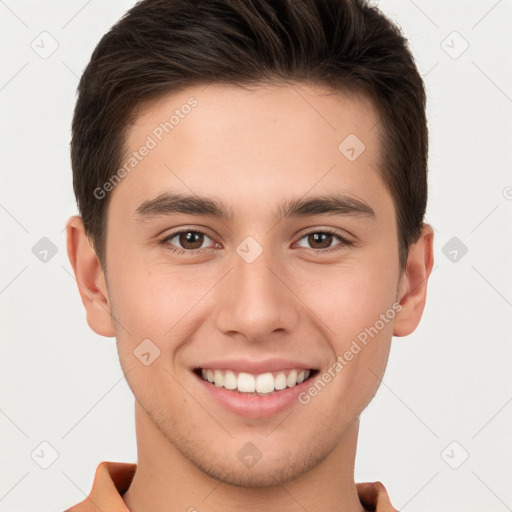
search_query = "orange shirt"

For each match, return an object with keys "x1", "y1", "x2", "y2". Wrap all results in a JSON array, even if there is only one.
[{"x1": 64, "y1": 461, "x2": 398, "y2": 512}]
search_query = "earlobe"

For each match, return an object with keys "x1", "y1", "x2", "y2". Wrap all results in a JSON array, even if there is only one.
[
  {"x1": 65, "y1": 215, "x2": 115, "y2": 337},
  {"x1": 393, "y1": 223, "x2": 434, "y2": 337}
]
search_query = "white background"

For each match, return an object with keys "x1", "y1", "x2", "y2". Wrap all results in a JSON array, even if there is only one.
[{"x1": 1, "y1": 1, "x2": 511, "y2": 511}]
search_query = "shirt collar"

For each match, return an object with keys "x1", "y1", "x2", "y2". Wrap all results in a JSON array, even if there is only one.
[{"x1": 65, "y1": 461, "x2": 397, "y2": 512}]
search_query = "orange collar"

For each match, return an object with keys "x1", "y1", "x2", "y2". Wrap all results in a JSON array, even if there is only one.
[{"x1": 64, "y1": 461, "x2": 397, "y2": 512}]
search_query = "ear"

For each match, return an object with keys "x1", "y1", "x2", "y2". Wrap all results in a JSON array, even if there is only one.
[
  {"x1": 65, "y1": 215, "x2": 115, "y2": 337},
  {"x1": 393, "y1": 223, "x2": 434, "y2": 337}
]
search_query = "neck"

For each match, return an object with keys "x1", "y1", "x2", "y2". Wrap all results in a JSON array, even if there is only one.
[{"x1": 123, "y1": 401, "x2": 366, "y2": 512}]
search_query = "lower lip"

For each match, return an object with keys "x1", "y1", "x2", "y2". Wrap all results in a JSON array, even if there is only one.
[{"x1": 193, "y1": 371, "x2": 314, "y2": 419}]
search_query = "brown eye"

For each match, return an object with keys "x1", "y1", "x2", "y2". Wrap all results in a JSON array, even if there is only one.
[
  {"x1": 295, "y1": 230, "x2": 352, "y2": 252},
  {"x1": 307, "y1": 232, "x2": 334, "y2": 249},
  {"x1": 163, "y1": 230, "x2": 214, "y2": 251},
  {"x1": 178, "y1": 231, "x2": 204, "y2": 250}
]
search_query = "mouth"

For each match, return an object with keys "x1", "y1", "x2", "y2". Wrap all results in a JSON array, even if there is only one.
[{"x1": 193, "y1": 367, "x2": 319, "y2": 396}]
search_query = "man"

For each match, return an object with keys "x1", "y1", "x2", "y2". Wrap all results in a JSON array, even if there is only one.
[{"x1": 65, "y1": 0, "x2": 434, "y2": 510}]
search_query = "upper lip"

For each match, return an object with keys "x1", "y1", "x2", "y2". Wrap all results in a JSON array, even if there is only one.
[{"x1": 194, "y1": 358, "x2": 317, "y2": 375}]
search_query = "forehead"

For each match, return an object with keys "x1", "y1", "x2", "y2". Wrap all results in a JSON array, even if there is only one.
[
  {"x1": 127, "y1": 81, "x2": 380, "y2": 155},
  {"x1": 113, "y1": 82, "x2": 390, "y2": 223}
]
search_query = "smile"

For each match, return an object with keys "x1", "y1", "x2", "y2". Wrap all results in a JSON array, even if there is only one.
[{"x1": 195, "y1": 368, "x2": 316, "y2": 395}]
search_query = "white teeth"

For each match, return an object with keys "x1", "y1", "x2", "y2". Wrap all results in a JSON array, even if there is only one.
[
  {"x1": 274, "y1": 372, "x2": 287, "y2": 390},
  {"x1": 237, "y1": 372, "x2": 255, "y2": 392},
  {"x1": 286, "y1": 369, "x2": 297, "y2": 388},
  {"x1": 202, "y1": 368, "x2": 311, "y2": 394},
  {"x1": 213, "y1": 369, "x2": 224, "y2": 387},
  {"x1": 223, "y1": 370, "x2": 237, "y2": 390},
  {"x1": 256, "y1": 373, "x2": 274, "y2": 394}
]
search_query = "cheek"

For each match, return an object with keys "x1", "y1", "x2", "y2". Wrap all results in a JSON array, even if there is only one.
[
  {"x1": 294, "y1": 255, "x2": 398, "y2": 405},
  {"x1": 297, "y1": 267, "x2": 396, "y2": 417},
  {"x1": 107, "y1": 263, "x2": 190, "y2": 402},
  {"x1": 296, "y1": 259, "x2": 399, "y2": 343},
  {"x1": 108, "y1": 261, "x2": 208, "y2": 340}
]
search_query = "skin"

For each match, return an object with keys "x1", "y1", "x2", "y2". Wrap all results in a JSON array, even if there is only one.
[{"x1": 66, "y1": 82, "x2": 434, "y2": 512}]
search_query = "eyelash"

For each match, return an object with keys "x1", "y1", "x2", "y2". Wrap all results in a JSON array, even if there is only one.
[{"x1": 158, "y1": 228, "x2": 354, "y2": 255}]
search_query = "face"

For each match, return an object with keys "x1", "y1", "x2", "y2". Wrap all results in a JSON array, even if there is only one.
[{"x1": 97, "y1": 82, "x2": 406, "y2": 486}]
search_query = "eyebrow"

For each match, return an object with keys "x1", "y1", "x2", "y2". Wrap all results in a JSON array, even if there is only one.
[{"x1": 133, "y1": 192, "x2": 376, "y2": 222}]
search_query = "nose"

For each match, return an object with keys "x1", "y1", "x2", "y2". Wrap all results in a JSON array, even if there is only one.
[{"x1": 214, "y1": 240, "x2": 300, "y2": 343}]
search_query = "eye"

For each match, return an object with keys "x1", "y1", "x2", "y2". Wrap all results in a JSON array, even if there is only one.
[
  {"x1": 158, "y1": 228, "x2": 353, "y2": 256},
  {"x1": 159, "y1": 229, "x2": 218, "y2": 254},
  {"x1": 295, "y1": 229, "x2": 353, "y2": 252}
]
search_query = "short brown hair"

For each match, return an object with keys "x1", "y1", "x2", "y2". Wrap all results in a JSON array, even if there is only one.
[{"x1": 71, "y1": 0, "x2": 428, "y2": 271}]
